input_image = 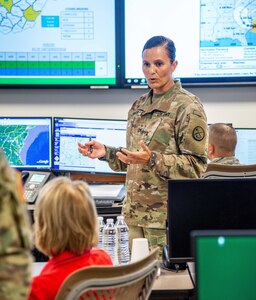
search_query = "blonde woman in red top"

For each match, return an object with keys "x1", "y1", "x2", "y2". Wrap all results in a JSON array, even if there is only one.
[{"x1": 27, "y1": 177, "x2": 112, "y2": 300}]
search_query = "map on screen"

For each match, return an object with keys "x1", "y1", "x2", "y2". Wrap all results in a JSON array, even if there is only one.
[
  {"x1": 124, "y1": 0, "x2": 256, "y2": 85},
  {"x1": 0, "y1": 118, "x2": 52, "y2": 170},
  {"x1": 0, "y1": 0, "x2": 117, "y2": 86},
  {"x1": 53, "y1": 117, "x2": 127, "y2": 174}
]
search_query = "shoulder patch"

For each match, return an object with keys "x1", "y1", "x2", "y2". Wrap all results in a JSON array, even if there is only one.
[{"x1": 192, "y1": 126, "x2": 205, "y2": 141}]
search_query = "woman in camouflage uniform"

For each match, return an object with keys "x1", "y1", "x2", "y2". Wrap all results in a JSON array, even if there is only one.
[
  {"x1": 78, "y1": 36, "x2": 208, "y2": 255},
  {"x1": 0, "y1": 150, "x2": 32, "y2": 300}
]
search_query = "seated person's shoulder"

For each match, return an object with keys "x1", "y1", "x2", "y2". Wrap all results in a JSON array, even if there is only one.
[{"x1": 90, "y1": 248, "x2": 113, "y2": 265}]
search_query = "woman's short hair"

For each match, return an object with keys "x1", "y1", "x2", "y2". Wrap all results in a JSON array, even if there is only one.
[
  {"x1": 142, "y1": 35, "x2": 176, "y2": 63},
  {"x1": 34, "y1": 176, "x2": 98, "y2": 257}
]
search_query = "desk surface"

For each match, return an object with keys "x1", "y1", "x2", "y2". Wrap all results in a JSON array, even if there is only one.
[
  {"x1": 153, "y1": 265, "x2": 194, "y2": 290},
  {"x1": 150, "y1": 264, "x2": 195, "y2": 299}
]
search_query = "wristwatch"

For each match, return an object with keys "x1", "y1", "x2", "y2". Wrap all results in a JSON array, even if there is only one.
[
  {"x1": 98, "y1": 146, "x2": 117, "y2": 161},
  {"x1": 149, "y1": 151, "x2": 157, "y2": 168},
  {"x1": 98, "y1": 145, "x2": 108, "y2": 161}
]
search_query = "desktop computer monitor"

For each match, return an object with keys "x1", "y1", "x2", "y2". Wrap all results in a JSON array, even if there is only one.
[
  {"x1": 163, "y1": 178, "x2": 256, "y2": 268},
  {"x1": 191, "y1": 230, "x2": 256, "y2": 300},
  {"x1": 235, "y1": 128, "x2": 256, "y2": 164},
  {"x1": 0, "y1": 117, "x2": 52, "y2": 170},
  {"x1": 53, "y1": 117, "x2": 127, "y2": 174}
]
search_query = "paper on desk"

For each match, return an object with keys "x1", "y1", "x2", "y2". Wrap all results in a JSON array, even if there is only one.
[{"x1": 89, "y1": 184, "x2": 125, "y2": 199}]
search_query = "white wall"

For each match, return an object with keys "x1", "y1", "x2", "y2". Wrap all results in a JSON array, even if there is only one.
[{"x1": 0, "y1": 85, "x2": 255, "y2": 127}]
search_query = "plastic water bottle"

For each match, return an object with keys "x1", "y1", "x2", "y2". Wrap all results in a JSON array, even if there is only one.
[
  {"x1": 97, "y1": 216, "x2": 105, "y2": 249},
  {"x1": 103, "y1": 218, "x2": 118, "y2": 265},
  {"x1": 115, "y1": 215, "x2": 130, "y2": 265}
]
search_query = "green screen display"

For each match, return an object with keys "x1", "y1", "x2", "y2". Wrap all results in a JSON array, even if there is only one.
[{"x1": 196, "y1": 235, "x2": 256, "y2": 300}]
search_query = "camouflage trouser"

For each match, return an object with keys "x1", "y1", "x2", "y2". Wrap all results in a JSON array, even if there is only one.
[
  {"x1": 0, "y1": 252, "x2": 32, "y2": 300},
  {"x1": 128, "y1": 225, "x2": 166, "y2": 259}
]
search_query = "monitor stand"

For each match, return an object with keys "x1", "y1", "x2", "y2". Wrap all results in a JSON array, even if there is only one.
[{"x1": 162, "y1": 244, "x2": 187, "y2": 272}]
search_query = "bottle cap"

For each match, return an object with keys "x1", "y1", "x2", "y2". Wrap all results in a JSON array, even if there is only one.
[{"x1": 106, "y1": 218, "x2": 114, "y2": 223}]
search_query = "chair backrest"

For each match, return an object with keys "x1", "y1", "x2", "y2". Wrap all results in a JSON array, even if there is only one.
[
  {"x1": 54, "y1": 248, "x2": 159, "y2": 300},
  {"x1": 203, "y1": 163, "x2": 256, "y2": 179}
]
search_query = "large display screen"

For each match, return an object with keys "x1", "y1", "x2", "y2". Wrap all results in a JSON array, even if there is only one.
[
  {"x1": 124, "y1": 0, "x2": 256, "y2": 86},
  {"x1": 0, "y1": 0, "x2": 118, "y2": 87},
  {"x1": 53, "y1": 117, "x2": 127, "y2": 174},
  {"x1": 0, "y1": 117, "x2": 52, "y2": 170}
]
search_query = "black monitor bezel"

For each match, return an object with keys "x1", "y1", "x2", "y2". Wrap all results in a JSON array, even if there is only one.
[
  {"x1": 122, "y1": 76, "x2": 256, "y2": 89},
  {"x1": 166, "y1": 178, "x2": 256, "y2": 264}
]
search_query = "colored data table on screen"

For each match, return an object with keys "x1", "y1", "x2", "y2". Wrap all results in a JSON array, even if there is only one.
[{"x1": 0, "y1": 52, "x2": 108, "y2": 76}]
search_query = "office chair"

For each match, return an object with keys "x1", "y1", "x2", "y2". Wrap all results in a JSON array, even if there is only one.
[
  {"x1": 55, "y1": 248, "x2": 159, "y2": 300},
  {"x1": 203, "y1": 163, "x2": 256, "y2": 179}
]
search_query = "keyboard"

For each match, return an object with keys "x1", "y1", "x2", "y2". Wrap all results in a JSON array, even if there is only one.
[{"x1": 94, "y1": 199, "x2": 114, "y2": 207}]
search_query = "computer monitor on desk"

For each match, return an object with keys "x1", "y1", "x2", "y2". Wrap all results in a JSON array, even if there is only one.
[
  {"x1": 53, "y1": 117, "x2": 127, "y2": 175},
  {"x1": 191, "y1": 230, "x2": 256, "y2": 300},
  {"x1": 235, "y1": 128, "x2": 256, "y2": 164},
  {"x1": 163, "y1": 178, "x2": 256, "y2": 270},
  {"x1": 0, "y1": 117, "x2": 52, "y2": 170}
]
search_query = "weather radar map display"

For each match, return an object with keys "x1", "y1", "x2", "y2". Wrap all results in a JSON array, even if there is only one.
[
  {"x1": 0, "y1": 117, "x2": 52, "y2": 170},
  {"x1": 124, "y1": 0, "x2": 256, "y2": 85},
  {"x1": 199, "y1": 0, "x2": 256, "y2": 70}
]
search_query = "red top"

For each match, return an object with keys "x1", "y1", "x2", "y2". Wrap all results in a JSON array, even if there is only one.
[{"x1": 27, "y1": 248, "x2": 113, "y2": 300}]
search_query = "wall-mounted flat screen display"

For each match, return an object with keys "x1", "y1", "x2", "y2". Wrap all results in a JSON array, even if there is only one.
[
  {"x1": 0, "y1": 117, "x2": 52, "y2": 170},
  {"x1": 124, "y1": 0, "x2": 256, "y2": 87},
  {"x1": 0, "y1": 0, "x2": 118, "y2": 87},
  {"x1": 53, "y1": 117, "x2": 127, "y2": 174}
]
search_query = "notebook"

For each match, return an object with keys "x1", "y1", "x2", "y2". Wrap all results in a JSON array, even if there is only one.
[{"x1": 191, "y1": 230, "x2": 256, "y2": 300}]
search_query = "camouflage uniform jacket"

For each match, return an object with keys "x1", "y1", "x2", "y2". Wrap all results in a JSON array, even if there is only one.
[
  {"x1": 0, "y1": 151, "x2": 32, "y2": 300},
  {"x1": 103, "y1": 81, "x2": 208, "y2": 229},
  {"x1": 210, "y1": 156, "x2": 240, "y2": 165}
]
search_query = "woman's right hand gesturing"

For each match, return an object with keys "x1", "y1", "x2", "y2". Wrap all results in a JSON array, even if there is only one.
[{"x1": 78, "y1": 140, "x2": 106, "y2": 159}]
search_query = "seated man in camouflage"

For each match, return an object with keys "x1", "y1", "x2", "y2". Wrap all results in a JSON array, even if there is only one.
[
  {"x1": 207, "y1": 123, "x2": 240, "y2": 165},
  {"x1": 0, "y1": 150, "x2": 33, "y2": 300}
]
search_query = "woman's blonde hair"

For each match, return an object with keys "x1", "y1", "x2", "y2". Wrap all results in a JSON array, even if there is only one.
[{"x1": 34, "y1": 176, "x2": 98, "y2": 257}]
